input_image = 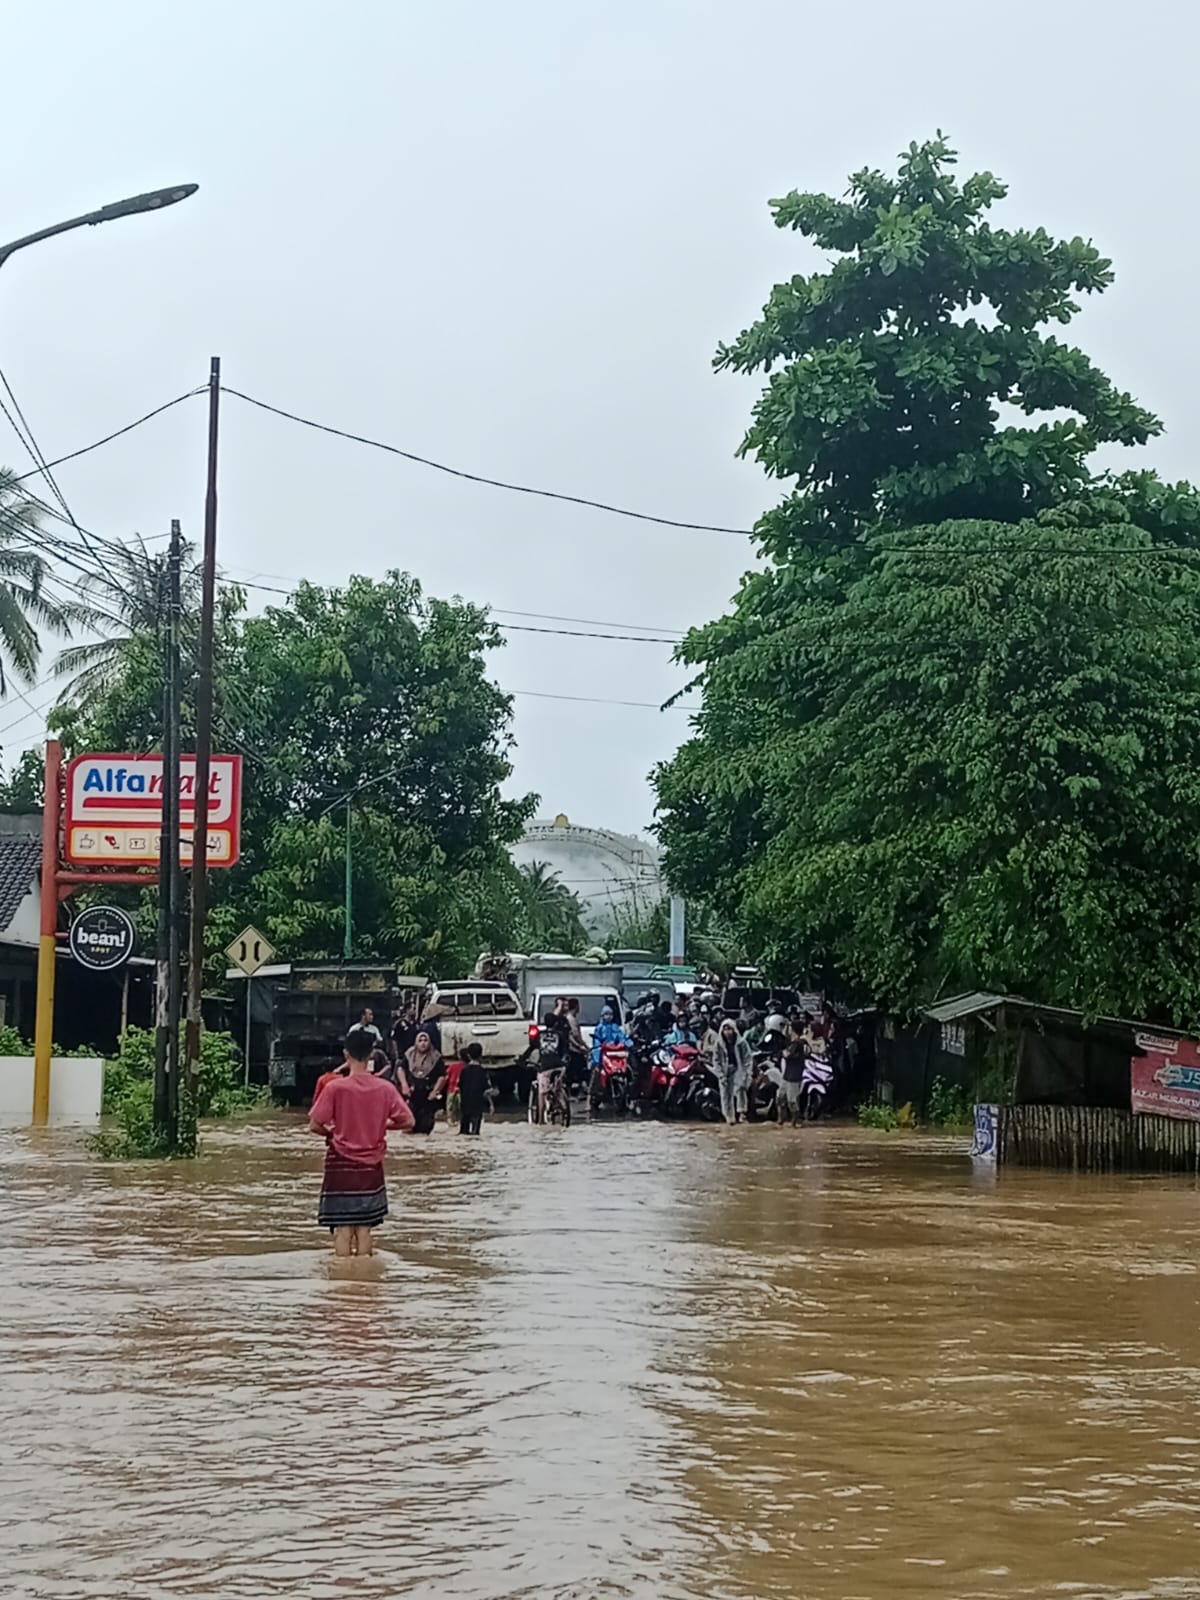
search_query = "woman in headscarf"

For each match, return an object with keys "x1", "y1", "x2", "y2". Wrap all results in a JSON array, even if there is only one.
[
  {"x1": 404, "y1": 1030, "x2": 447, "y2": 1135},
  {"x1": 712, "y1": 1018, "x2": 753, "y2": 1125}
]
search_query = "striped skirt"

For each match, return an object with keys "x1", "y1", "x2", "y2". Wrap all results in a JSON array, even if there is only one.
[{"x1": 318, "y1": 1146, "x2": 388, "y2": 1230}]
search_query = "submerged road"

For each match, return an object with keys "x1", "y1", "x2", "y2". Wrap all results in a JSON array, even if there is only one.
[{"x1": 1, "y1": 1115, "x2": 1198, "y2": 1598}]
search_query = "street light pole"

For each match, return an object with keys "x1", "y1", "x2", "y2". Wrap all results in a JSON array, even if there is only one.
[
  {"x1": 316, "y1": 767, "x2": 407, "y2": 964},
  {"x1": 0, "y1": 185, "x2": 198, "y2": 271},
  {"x1": 344, "y1": 801, "x2": 353, "y2": 961}
]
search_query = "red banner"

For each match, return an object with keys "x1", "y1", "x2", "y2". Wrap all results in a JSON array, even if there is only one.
[{"x1": 1131, "y1": 1033, "x2": 1200, "y2": 1121}]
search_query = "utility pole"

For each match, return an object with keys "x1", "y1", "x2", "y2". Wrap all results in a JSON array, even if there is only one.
[
  {"x1": 154, "y1": 521, "x2": 184, "y2": 1147},
  {"x1": 344, "y1": 801, "x2": 353, "y2": 960},
  {"x1": 185, "y1": 356, "x2": 220, "y2": 1112}
]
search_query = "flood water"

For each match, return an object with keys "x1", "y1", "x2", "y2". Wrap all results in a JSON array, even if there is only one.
[{"x1": 2, "y1": 1115, "x2": 1198, "y2": 1599}]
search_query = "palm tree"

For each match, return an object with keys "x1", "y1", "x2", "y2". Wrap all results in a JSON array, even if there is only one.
[
  {"x1": 53, "y1": 532, "x2": 202, "y2": 707},
  {"x1": 515, "y1": 861, "x2": 590, "y2": 953},
  {"x1": 0, "y1": 468, "x2": 78, "y2": 694}
]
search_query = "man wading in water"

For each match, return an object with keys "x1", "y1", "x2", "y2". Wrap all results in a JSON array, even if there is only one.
[{"x1": 310, "y1": 1027, "x2": 414, "y2": 1256}]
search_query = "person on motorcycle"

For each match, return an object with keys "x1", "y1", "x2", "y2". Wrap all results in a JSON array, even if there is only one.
[
  {"x1": 630, "y1": 993, "x2": 659, "y2": 1041},
  {"x1": 590, "y1": 1006, "x2": 633, "y2": 1067},
  {"x1": 663, "y1": 1015, "x2": 699, "y2": 1050}
]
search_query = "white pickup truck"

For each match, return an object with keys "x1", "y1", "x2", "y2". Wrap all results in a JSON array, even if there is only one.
[{"x1": 420, "y1": 980, "x2": 539, "y2": 1094}]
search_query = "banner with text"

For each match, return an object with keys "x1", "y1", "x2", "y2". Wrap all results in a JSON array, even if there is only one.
[{"x1": 1131, "y1": 1032, "x2": 1200, "y2": 1121}]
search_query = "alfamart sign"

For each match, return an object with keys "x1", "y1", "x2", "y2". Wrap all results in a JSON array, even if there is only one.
[{"x1": 64, "y1": 754, "x2": 242, "y2": 867}]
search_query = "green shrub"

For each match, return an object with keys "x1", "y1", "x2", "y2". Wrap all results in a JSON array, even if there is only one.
[
  {"x1": 89, "y1": 1079, "x2": 169, "y2": 1160},
  {"x1": 926, "y1": 1075, "x2": 974, "y2": 1128},
  {"x1": 92, "y1": 1025, "x2": 267, "y2": 1161},
  {"x1": 0, "y1": 1022, "x2": 27, "y2": 1056},
  {"x1": 857, "y1": 1101, "x2": 903, "y2": 1131}
]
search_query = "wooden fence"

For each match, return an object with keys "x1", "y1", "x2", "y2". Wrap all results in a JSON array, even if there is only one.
[{"x1": 999, "y1": 1103, "x2": 1200, "y2": 1173}]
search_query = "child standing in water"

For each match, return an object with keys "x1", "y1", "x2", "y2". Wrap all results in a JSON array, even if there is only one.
[
  {"x1": 458, "y1": 1041, "x2": 487, "y2": 1135},
  {"x1": 310, "y1": 1027, "x2": 414, "y2": 1256}
]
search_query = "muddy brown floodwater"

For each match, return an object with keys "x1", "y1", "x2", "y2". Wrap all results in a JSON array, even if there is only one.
[{"x1": 2, "y1": 1116, "x2": 1199, "y2": 1599}]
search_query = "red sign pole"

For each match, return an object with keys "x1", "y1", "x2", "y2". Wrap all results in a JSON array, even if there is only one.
[
  {"x1": 32, "y1": 741, "x2": 163, "y2": 1126},
  {"x1": 32, "y1": 739, "x2": 62, "y2": 1125}
]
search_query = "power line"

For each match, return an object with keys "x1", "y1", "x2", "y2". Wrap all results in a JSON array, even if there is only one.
[
  {"x1": 217, "y1": 572, "x2": 680, "y2": 644},
  {"x1": 496, "y1": 622, "x2": 677, "y2": 644},
  {"x1": 0, "y1": 366, "x2": 87, "y2": 547},
  {"x1": 13, "y1": 382, "x2": 1200, "y2": 571},
  {"x1": 221, "y1": 385, "x2": 756, "y2": 537},
  {"x1": 492, "y1": 605, "x2": 684, "y2": 637},
  {"x1": 511, "y1": 687, "x2": 695, "y2": 710},
  {"x1": 216, "y1": 563, "x2": 688, "y2": 641},
  {"x1": 8, "y1": 387, "x2": 206, "y2": 487},
  {"x1": 0, "y1": 677, "x2": 64, "y2": 738}
]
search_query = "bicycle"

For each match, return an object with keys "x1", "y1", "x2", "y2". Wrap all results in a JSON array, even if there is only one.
[{"x1": 528, "y1": 1064, "x2": 571, "y2": 1127}]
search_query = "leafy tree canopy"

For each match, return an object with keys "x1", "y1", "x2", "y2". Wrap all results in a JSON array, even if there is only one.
[
  {"x1": 55, "y1": 570, "x2": 534, "y2": 978},
  {"x1": 656, "y1": 137, "x2": 1200, "y2": 1022}
]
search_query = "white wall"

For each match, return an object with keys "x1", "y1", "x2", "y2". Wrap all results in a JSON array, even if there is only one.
[
  {"x1": 0, "y1": 1056, "x2": 104, "y2": 1126},
  {"x1": 4, "y1": 886, "x2": 41, "y2": 947}
]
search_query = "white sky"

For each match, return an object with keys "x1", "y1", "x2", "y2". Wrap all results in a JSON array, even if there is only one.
[{"x1": 0, "y1": 0, "x2": 1195, "y2": 835}]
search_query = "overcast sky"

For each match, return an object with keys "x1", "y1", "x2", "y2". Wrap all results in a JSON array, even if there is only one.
[{"x1": 1, "y1": 0, "x2": 1194, "y2": 836}]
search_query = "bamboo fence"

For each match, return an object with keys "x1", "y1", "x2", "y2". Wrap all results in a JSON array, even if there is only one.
[{"x1": 999, "y1": 1103, "x2": 1200, "y2": 1173}]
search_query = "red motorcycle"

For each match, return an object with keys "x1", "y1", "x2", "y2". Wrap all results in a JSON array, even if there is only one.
[
  {"x1": 659, "y1": 1042, "x2": 721, "y2": 1121},
  {"x1": 589, "y1": 1043, "x2": 632, "y2": 1116},
  {"x1": 641, "y1": 1041, "x2": 691, "y2": 1118}
]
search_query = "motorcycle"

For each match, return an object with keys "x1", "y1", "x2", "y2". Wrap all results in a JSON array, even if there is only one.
[
  {"x1": 749, "y1": 1029, "x2": 786, "y2": 1122},
  {"x1": 749, "y1": 1055, "x2": 782, "y2": 1122},
  {"x1": 627, "y1": 1040, "x2": 660, "y2": 1115},
  {"x1": 589, "y1": 1043, "x2": 632, "y2": 1115},
  {"x1": 660, "y1": 1043, "x2": 722, "y2": 1121}
]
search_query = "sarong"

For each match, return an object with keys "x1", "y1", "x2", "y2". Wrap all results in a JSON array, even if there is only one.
[{"x1": 318, "y1": 1146, "x2": 388, "y2": 1230}]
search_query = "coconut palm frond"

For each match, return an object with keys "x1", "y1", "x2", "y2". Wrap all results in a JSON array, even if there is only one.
[{"x1": 0, "y1": 582, "x2": 42, "y2": 689}]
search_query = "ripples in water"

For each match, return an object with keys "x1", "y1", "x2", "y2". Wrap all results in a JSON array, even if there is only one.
[{"x1": 2, "y1": 1115, "x2": 1199, "y2": 1598}]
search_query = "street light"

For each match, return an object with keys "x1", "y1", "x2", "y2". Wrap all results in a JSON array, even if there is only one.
[
  {"x1": 317, "y1": 767, "x2": 407, "y2": 961},
  {"x1": 26, "y1": 179, "x2": 198, "y2": 1129},
  {"x1": 0, "y1": 184, "x2": 199, "y2": 271}
]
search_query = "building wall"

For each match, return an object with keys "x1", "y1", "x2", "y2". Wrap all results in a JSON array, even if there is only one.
[
  {"x1": 0, "y1": 1055, "x2": 104, "y2": 1125},
  {"x1": 4, "y1": 887, "x2": 40, "y2": 948}
]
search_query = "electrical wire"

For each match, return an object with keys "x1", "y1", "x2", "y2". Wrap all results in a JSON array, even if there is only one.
[
  {"x1": 221, "y1": 385, "x2": 757, "y2": 537},
  {"x1": 8, "y1": 387, "x2": 206, "y2": 486},
  {"x1": 511, "y1": 688, "x2": 695, "y2": 710},
  {"x1": 0, "y1": 678, "x2": 62, "y2": 737},
  {"x1": 0, "y1": 365, "x2": 88, "y2": 551},
  {"x1": 14, "y1": 384, "x2": 1200, "y2": 570}
]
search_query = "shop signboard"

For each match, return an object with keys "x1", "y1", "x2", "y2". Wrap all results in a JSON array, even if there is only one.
[
  {"x1": 64, "y1": 754, "x2": 242, "y2": 868},
  {"x1": 1131, "y1": 1033, "x2": 1200, "y2": 1122}
]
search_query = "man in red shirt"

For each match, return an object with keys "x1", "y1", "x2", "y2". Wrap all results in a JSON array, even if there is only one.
[{"x1": 310, "y1": 1027, "x2": 414, "y2": 1257}]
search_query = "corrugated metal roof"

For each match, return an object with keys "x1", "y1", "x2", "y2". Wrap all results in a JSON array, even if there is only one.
[{"x1": 925, "y1": 991, "x2": 1006, "y2": 1024}]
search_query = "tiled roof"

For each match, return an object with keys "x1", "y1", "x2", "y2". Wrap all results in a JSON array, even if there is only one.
[{"x1": 0, "y1": 835, "x2": 40, "y2": 932}]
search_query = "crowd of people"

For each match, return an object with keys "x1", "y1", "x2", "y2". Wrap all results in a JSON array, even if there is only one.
[
  {"x1": 308, "y1": 994, "x2": 857, "y2": 1254},
  {"x1": 623, "y1": 988, "x2": 854, "y2": 1127}
]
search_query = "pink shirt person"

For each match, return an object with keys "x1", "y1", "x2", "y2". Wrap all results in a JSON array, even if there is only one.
[{"x1": 310, "y1": 1072, "x2": 413, "y2": 1164}]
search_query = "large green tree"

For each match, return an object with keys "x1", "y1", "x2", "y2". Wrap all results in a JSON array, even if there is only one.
[
  {"x1": 56, "y1": 569, "x2": 534, "y2": 977},
  {"x1": 656, "y1": 136, "x2": 1200, "y2": 1021}
]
